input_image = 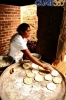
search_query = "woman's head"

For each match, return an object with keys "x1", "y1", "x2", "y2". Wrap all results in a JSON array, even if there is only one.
[{"x1": 17, "y1": 23, "x2": 31, "y2": 38}]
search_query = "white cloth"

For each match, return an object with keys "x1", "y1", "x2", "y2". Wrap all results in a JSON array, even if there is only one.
[{"x1": 9, "y1": 33, "x2": 27, "y2": 62}]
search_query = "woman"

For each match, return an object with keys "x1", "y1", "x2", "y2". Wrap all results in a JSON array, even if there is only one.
[{"x1": 9, "y1": 23, "x2": 53, "y2": 72}]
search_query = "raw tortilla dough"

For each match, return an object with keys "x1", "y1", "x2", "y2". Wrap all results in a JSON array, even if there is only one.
[
  {"x1": 23, "y1": 77, "x2": 32, "y2": 84},
  {"x1": 51, "y1": 70, "x2": 59, "y2": 76},
  {"x1": 52, "y1": 77, "x2": 62, "y2": 84},
  {"x1": 47, "y1": 82, "x2": 56, "y2": 91},
  {"x1": 26, "y1": 72, "x2": 35, "y2": 78},
  {"x1": 32, "y1": 69, "x2": 38, "y2": 74},
  {"x1": 35, "y1": 74, "x2": 44, "y2": 82},
  {"x1": 23, "y1": 63, "x2": 31, "y2": 69},
  {"x1": 44, "y1": 74, "x2": 52, "y2": 81},
  {"x1": 39, "y1": 66, "x2": 44, "y2": 71},
  {"x1": 39, "y1": 71, "x2": 45, "y2": 76},
  {"x1": 32, "y1": 63, "x2": 38, "y2": 69}
]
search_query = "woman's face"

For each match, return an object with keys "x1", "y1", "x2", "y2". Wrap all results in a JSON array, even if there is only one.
[
  {"x1": 23, "y1": 27, "x2": 31, "y2": 38},
  {"x1": 22, "y1": 27, "x2": 31, "y2": 38}
]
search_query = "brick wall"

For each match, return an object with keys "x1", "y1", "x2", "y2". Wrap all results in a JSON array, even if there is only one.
[{"x1": 0, "y1": 4, "x2": 20, "y2": 55}]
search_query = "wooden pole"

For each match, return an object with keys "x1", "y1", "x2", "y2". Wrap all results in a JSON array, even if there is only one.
[{"x1": 55, "y1": 3, "x2": 66, "y2": 65}]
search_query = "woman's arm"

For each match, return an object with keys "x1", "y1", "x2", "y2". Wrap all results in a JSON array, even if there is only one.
[{"x1": 21, "y1": 49, "x2": 53, "y2": 72}]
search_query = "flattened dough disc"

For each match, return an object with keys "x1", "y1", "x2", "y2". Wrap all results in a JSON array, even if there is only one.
[
  {"x1": 44, "y1": 74, "x2": 52, "y2": 81},
  {"x1": 23, "y1": 77, "x2": 32, "y2": 84},
  {"x1": 53, "y1": 77, "x2": 62, "y2": 84},
  {"x1": 47, "y1": 82, "x2": 56, "y2": 91},
  {"x1": 51, "y1": 70, "x2": 59, "y2": 77},
  {"x1": 39, "y1": 66, "x2": 44, "y2": 71},
  {"x1": 26, "y1": 72, "x2": 35, "y2": 78},
  {"x1": 35, "y1": 74, "x2": 44, "y2": 82},
  {"x1": 32, "y1": 69, "x2": 38, "y2": 74},
  {"x1": 39, "y1": 71, "x2": 45, "y2": 76},
  {"x1": 32, "y1": 63, "x2": 38, "y2": 69}
]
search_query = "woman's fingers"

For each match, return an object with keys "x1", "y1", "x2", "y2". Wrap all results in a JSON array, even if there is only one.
[{"x1": 43, "y1": 65, "x2": 53, "y2": 73}]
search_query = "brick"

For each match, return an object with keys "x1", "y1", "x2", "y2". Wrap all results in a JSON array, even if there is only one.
[{"x1": 0, "y1": 4, "x2": 20, "y2": 55}]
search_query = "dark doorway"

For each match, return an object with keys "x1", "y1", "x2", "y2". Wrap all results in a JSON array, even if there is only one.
[{"x1": 36, "y1": 6, "x2": 64, "y2": 64}]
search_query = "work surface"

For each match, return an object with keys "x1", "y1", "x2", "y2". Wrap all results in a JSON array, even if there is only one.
[{"x1": 0, "y1": 61, "x2": 66, "y2": 100}]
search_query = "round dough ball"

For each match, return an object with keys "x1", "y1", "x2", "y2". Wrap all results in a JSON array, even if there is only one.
[
  {"x1": 47, "y1": 82, "x2": 56, "y2": 91},
  {"x1": 23, "y1": 77, "x2": 32, "y2": 84},
  {"x1": 44, "y1": 74, "x2": 52, "y2": 81},
  {"x1": 52, "y1": 77, "x2": 62, "y2": 84}
]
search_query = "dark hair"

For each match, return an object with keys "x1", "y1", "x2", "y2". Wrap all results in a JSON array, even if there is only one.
[{"x1": 17, "y1": 23, "x2": 30, "y2": 35}]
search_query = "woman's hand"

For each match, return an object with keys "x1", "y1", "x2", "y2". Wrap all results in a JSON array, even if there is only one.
[
  {"x1": 22, "y1": 49, "x2": 54, "y2": 73},
  {"x1": 42, "y1": 64, "x2": 54, "y2": 73}
]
